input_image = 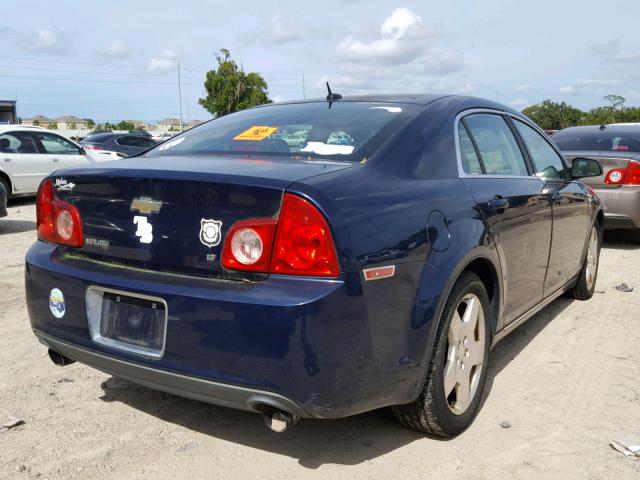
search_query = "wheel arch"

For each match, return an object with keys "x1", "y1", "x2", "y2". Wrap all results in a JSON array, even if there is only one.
[{"x1": 0, "y1": 169, "x2": 12, "y2": 195}]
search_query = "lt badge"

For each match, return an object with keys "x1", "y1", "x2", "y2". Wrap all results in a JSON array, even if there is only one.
[{"x1": 199, "y1": 219, "x2": 222, "y2": 247}]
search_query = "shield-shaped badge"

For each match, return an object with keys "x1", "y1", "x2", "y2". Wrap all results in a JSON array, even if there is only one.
[{"x1": 199, "y1": 219, "x2": 222, "y2": 247}]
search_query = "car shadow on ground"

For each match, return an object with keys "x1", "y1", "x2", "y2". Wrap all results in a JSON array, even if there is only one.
[
  {"x1": 0, "y1": 219, "x2": 36, "y2": 234},
  {"x1": 7, "y1": 196, "x2": 35, "y2": 207},
  {"x1": 97, "y1": 297, "x2": 575, "y2": 468},
  {"x1": 602, "y1": 230, "x2": 640, "y2": 250}
]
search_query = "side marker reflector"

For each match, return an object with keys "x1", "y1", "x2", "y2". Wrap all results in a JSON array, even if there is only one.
[{"x1": 363, "y1": 265, "x2": 396, "y2": 281}]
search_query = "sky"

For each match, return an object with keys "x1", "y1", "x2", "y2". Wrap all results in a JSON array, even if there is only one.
[{"x1": 1, "y1": 0, "x2": 639, "y2": 124}]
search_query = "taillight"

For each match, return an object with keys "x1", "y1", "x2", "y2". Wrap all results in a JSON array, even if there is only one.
[
  {"x1": 270, "y1": 194, "x2": 340, "y2": 277},
  {"x1": 221, "y1": 218, "x2": 277, "y2": 273},
  {"x1": 36, "y1": 179, "x2": 84, "y2": 247},
  {"x1": 221, "y1": 193, "x2": 340, "y2": 277},
  {"x1": 605, "y1": 168, "x2": 625, "y2": 184},
  {"x1": 605, "y1": 160, "x2": 640, "y2": 185},
  {"x1": 83, "y1": 144, "x2": 103, "y2": 150},
  {"x1": 623, "y1": 160, "x2": 640, "y2": 185}
]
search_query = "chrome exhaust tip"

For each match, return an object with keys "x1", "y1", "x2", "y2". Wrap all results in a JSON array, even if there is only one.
[
  {"x1": 261, "y1": 409, "x2": 298, "y2": 433},
  {"x1": 48, "y1": 349, "x2": 75, "y2": 366}
]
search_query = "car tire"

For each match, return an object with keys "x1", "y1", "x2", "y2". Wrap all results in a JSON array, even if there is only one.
[
  {"x1": 392, "y1": 271, "x2": 491, "y2": 437},
  {"x1": 0, "y1": 177, "x2": 11, "y2": 200},
  {"x1": 570, "y1": 223, "x2": 601, "y2": 301}
]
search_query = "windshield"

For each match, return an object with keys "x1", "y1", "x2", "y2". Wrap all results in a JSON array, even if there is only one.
[
  {"x1": 553, "y1": 128, "x2": 640, "y2": 153},
  {"x1": 145, "y1": 101, "x2": 420, "y2": 161}
]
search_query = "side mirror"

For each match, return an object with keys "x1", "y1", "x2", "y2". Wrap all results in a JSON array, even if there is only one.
[
  {"x1": 571, "y1": 157, "x2": 602, "y2": 179},
  {"x1": 79, "y1": 147, "x2": 86, "y2": 155}
]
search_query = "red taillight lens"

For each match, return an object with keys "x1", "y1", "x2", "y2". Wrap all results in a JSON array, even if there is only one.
[
  {"x1": 270, "y1": 194, "x2": 340, "y2": 277},
  {"x1": 83, "y1": 144, "x2": 103, "y2": 150},
  {"x1": 221, "y1": 218, "x2": 277, "y2": 273},
  {"x1": 605, "y1": 168, "x2": 626, "y2": 184},
  {"x1": 221, "y1": 193, "x2": 340, "y2": 277},
  {"x1": 36, "y1": 179, "x2": 84, "y2": 247},
  {"x1": 623, "y1": 160, "x2": 640, "y2": 185}
]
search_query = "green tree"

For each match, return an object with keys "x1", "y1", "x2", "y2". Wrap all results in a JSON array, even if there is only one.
[
  {"x1": 85, "y1": 118, "x2": 96, "y2": 128},
  {"x1": 521, "y1": 100, "x2": 585, "y2": 130},
  {"x1": 116, "y1": 120, "x2": 135, "y2": 131},
  {"x1": 199, "y1": 48, "x2": 271, "y2": 117},
  {"x1": 33, "y1": 120, "x2": 40, "y2": 126},
  {"x1": 47, "y1": 123, "x2": 57, "y2": 129},
  {"x1": 69, "y1": 122, "x2": 77, "y2": 129}
]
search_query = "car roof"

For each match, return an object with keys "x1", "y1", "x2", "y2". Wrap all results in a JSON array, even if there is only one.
[
  {"x1": 258, "y1": 93, "x2": 450, "y2": 108},
  {"x1": 0, "y1": 125, "x2": 46, "y2": 134},
  {"x1": 82, "y1": 133, "x2": 118, "y2": 142},
  {"x1": 556, "y1": 124, "x2": 640, "y2": 135}
]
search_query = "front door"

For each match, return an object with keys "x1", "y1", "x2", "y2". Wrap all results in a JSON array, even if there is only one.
[
  {"x1": 458, "y1": 113, "x2": 553, "y2": 325},
  {"x1": 0, "y1": 131, "x2": 48, "y2": 192},
  {"x1": 34, "y1": 132, "x2": 88, "y2": 172},
  {"x1": 511, "y1": 118, "x2": 590, "y2": 293}
]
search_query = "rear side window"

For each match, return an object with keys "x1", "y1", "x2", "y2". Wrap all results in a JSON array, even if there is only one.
[
  {"x1": 553, "y1": 129, "x2": 640, "y2": 153},
  {"x1": 458, "y1": 123, "x2": 483, "y2": 175},
  {"x1": 0, "y1": 132, "x2": 38, "y2": 154},
  {"x1": 464, "y1": 114, "x2": 528, "y2": 176},
  {"x1": 513, "y1": 120, "x2": 569, "y2": 180},
  {"x1": 36, "y1": 133, "x2": 81, "y2": 155},
  {"x1": 117, "y1": 136, "x2": 156, "y2": 148}
]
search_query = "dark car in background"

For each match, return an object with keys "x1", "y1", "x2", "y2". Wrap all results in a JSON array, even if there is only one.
[
  {"x1": 81, "y1": 133, "x2": 157, "y2": 157},
  {"x1": 553, "y1": 125, "x2": 640, "y2": 231},
  {"x1": 27, "y1": 95, "x2": 603, "y2": 437}
]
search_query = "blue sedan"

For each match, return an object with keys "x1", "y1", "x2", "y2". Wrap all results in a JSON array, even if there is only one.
[{"x1": 26, "y1": 94, "x2": 603, "y2": 436}]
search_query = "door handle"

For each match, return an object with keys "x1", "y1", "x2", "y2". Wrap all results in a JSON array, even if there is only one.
[
  {"x1": 488, "y1": 197, "x2": 510, "y2": 212},
  {"x1": 52, "y1": 158, "x2": 59, "y2": 163},
  {"x1": 550, "y1": 193, "x2": 563, "y2": 204},
  {"x1": 3, "y1": 158, "x2": 10, "y2": 162}
]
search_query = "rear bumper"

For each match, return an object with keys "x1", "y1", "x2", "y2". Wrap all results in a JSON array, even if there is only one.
[
  {"x1": 35, "y1": 330, "x2": 311, "y2": 417},
  {"x1": 593, "y1": 186, "x2": 640, "y2": 229},
  {"x1": 25, "y1": 241, "x2": 426, "y2": 419}
]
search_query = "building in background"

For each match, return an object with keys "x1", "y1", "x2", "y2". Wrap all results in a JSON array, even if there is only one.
[
  {"x1": 158, "y1": 118, "x2": 181, "y2": 132},
  {"x1": 186, "y1": 119, "x2": 203, "y2": 129},
  {"x1": 54, "y1": 115, "x2": 89, "y2": 129},
  {"x1": 0, "y1": 100, "x2": 17, "y2": 124},
  {"x1": 22, "y1": 115, "x2": 52, "y2": 127}
]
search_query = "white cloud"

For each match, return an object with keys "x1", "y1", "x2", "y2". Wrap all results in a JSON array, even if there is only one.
[
  {"x1": 337, "y1": 8, "x2": 431, "y2": 65},
  {"x1": 380, "y1": 7, "x2": 422, "y2": 40},
  {"x1": 98, "y1": 40, "x2": 131, "y2": 59},
  {"x1": 0, "y1": 26, "x2": 71, "y2": 54},
  {"x1": 589, "y1": 38, "x2": 640, "y2": 64},
  {"x1": 560, "y1": 77, "x2": 621, "y2": 95},
  {"x1": 147, "y1": 49, "x2": 178, "y2": 73},
  {"x1": 263, "y1": 13, "x2": 302, "y2": 45}
]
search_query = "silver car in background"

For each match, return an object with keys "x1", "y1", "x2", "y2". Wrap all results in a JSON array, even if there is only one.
[{"x1": 553, "y1": 124, "x2": 640, "y2": 231}]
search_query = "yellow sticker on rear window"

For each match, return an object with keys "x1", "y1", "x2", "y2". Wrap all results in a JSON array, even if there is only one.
[{"x1": 233, "y1": 126, "x2": 278, "y2": 141}]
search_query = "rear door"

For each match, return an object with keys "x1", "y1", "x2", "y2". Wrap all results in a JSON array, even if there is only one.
[
  {"x1": 511, "y1": 119, "x2": 590, "y2": 292},
  {"x1": 0, "y1": 130, "x2": 47, "y2": 192},
  {"x1": 35, "y1": 132, "x2": 89, "y2": 172},
  {"x1": 115, "y1": 135, "x2": 155, "y2": 156},
  {"x1": 459, "y1": 112, "x2": 552, "y2": 325}
]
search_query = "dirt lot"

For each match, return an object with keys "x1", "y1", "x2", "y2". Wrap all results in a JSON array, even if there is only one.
[{"x1": 1, "y1": 198, "x2": 639, "y2": 480}]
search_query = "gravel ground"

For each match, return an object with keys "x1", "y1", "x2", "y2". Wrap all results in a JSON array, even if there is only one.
[{"x1": 1, "y1": 198, "x2": 639, "y2": 480}]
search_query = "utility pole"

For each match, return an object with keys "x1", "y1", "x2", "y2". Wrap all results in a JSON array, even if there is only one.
[
  {"x1": 178, "y1": 62, "x2": 183, "y2": 132},
  {"x1": 302, "y1": 74, "x2": 306, "y2": 99}
]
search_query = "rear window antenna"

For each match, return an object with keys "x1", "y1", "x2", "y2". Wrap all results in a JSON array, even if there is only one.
[
  {"x1": 599, "y1": 124, "x2": 607, "y2": 131},
  {"x1": 326, "y1": 82, "x2": 342, "y2": 102}
]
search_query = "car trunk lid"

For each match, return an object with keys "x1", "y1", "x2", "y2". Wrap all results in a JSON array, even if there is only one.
[
  {"x1": 564, "y1": 151, "x2": 640, "y2": 189},
  {"x1": 51, "y1": 155, "x2": 352, "y2": 279}
]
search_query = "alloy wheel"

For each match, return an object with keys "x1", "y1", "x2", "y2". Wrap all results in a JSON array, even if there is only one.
[
  {"x1": 585, "y1": 226, "x2": 599, "y2": 291},
  {"x1": 444, "y1": 293, "x2": 486, "y2": 415}
]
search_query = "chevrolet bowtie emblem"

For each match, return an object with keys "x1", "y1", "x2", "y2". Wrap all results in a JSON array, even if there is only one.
[{"x1": 130, "y1": 197, "x2": 163, "y2": 215}]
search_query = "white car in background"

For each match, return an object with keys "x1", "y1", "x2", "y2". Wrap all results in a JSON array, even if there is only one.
[{"x1": 0, "y1": 125, "x2": 113, "y2": 197}]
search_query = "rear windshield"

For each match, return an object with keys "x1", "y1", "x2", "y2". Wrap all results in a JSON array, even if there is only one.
[
  {"x1": 145, "y1": 101, "x2": 420, "y2": 161},
  {"x1": 553, "y1": 129, "x2": 640, "y2": 153}
]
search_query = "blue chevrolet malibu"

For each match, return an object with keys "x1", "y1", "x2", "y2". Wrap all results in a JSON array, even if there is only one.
[{"x1": 26, "y1": 94, "x2": 604, "y2": 436}]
